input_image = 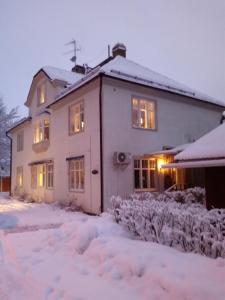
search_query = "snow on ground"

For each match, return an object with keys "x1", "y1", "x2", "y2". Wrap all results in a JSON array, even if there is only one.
[{"x1": 0, "y1": 195, "x2": 225, "y2": 300}]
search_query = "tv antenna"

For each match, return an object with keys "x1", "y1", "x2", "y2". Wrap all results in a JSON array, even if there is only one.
[{"x1": 65, "y1": 39, "x2": 81, "y2": 67}]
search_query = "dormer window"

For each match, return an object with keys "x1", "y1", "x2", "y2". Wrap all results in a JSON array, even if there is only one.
[
  {"x1": 37, "y1": 83, "x2": 46, "y2": 105},
  {"x1": 33, "y1": 118, "x2": 50, "y2": 144}
]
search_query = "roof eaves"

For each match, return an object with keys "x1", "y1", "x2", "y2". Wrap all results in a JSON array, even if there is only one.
[
  {"x1": 6, "y1": 117, "x2": 32, "y2": 134},
  {"x1": 102, "y1": 73, "x2": 225, "y2": 108}
]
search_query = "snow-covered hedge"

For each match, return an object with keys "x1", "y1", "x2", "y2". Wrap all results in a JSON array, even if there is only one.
[{"x1": 110, "y1": 189, "x2": 225, "y2": 258}]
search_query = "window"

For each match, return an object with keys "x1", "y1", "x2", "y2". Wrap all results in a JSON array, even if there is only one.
[
  {"x1": 46, "y1": 163, "x2": 54, "y2": 189},
  {"x1": 37, "y1": 83, "x2": 46, "y2": 105},
  {"x1": 33, "y1": 118, "x2": 50, "y2": 144},
  {"x1": 16, "y1": 166, "x2": 23, "y2": 187},
  {"x1": 38, "y1": 165, "x2": 45, "y2": 187},
  {"x1": 31, "y1": 165, "x2": 37, "y2": 189},
  {"x1": 134, "y1": 158, "x2": 156, "y2": 190},
  {"x1": 30, "y1": 162, "x2": 53, "y2": 189},
  {"x1": 69, "y1": 102, "x2": 84, "y2": 134},
  {"x1": 17, "y1": 131, "x2": 24, "y2": 152},
  {"x1": 132, "y1": 98, "x2": 156, "y2": 129},
  {"x1": 68, "y1": 157, "x2": 84, "y2": 191}
]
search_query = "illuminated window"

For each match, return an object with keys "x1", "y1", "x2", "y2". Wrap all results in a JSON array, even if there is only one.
[
  {"x1": 37, "y1": 83, "x2": 46, "y2": 105},
  {"x1": 68, "y1": 157, "x2": 84, "y2": 191},
  {"x1": 33, "y1": 118, "x2": 50, "y2": 144},
  {"x1": 134, "y1": 158, "x2": 156, "y2": 190},
  {"x1": 46, "y1": 163, "x2": 54, "y2": 189},
  {"x1": 30, "y1": 162, "x2": 53, "y2": 189},
  {"x1": 16, "y1": 166, "x2": 23, "y2": 187},
  {"x1": 132, "y1": 98, "x2": 156, "y2": 129},
  {"x1": 17, "y1": 131, "x2": 24, "y2": 152},
  {"x1": 69, "y1": 102, "x2": 84, "y2": 134},
  {"x1": 38, "y1": 165, "x2": 45, "y2": 187}
]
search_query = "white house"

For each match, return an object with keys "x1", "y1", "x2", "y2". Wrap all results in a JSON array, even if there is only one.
[{"x1": 7, "y1": 43, "x2": 225, "y2": 214}]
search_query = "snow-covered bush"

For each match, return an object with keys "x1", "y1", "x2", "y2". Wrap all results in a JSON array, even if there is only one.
[
  {"x1": 156, "y1": 187, "x2": 205, "y2": 204},
  {"x1": 110, "y1": 189, "x2": 225, "y2": 258}
]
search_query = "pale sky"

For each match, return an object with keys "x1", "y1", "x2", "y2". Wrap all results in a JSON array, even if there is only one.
[{"x1": 1, "y1": 0, "x2": 225, "y2": 117}]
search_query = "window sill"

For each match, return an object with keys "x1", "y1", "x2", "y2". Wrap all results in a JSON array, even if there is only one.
[
  {"x1": 132, "y1": 125, "x2": 157, "y2": 131},
  {"x1": 69, "y1": 130, "x2": 84, "y2": 136},
  {"x1": 32, "y1": 140, "x2": 50, "y2": 153},
  {"x1": 69, "y1": 189, "x2": 85, "y2": 193}
]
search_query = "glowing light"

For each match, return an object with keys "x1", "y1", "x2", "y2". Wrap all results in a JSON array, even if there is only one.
[
  {"x1": 39, "y1": 173, "x2": 43, "y2": 187},
  {"x1": 157, "y1": 159, "x2": 165, "y2": 170}
]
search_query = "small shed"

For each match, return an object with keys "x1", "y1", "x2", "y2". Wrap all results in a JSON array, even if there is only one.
[{"x1": 162, "y1": 122, "x2": 225, "y2": 209}]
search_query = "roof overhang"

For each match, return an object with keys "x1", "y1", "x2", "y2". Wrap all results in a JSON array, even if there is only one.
[
  {"x1": 6, "y1": 117, "x2": 32, "y2": 135},
  {"x1": 162, "y1": 158, "x2": 225, "y2": 169}
]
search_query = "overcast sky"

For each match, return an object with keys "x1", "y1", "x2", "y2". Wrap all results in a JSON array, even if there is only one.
[{"x1": 1, "y1": 0, "x2": 225, "y2": 117}]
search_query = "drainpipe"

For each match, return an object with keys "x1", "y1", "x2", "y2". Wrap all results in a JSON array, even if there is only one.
[
  {"x1": 6, "y1": 131, "x2": 12, "y2": 196},
  {"x1": 99, "y1": 74, "x2": 104, "y2": 213}
]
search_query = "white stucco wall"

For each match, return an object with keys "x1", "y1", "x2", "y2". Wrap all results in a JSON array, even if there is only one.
[
  {"x1": 50, "y1": 79, "x2": 101, "y2": 214},
  {"x1": 101, "y1": 77, "x2": 223, "y2": 209}
]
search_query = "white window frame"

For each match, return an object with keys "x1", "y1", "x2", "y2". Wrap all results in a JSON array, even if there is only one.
[
  {"x1": 33, "y1": 118, "x2": 50, "y2": 144},
  {"x1": 37, "y1": 83, "x2": 46, "y2": 106},
  {"x1": 17, "y1": 131, "x2": 24, "y2": 152},
  {"x1": 46, "y1": 163, "x2": 54, "y2": 189},
  {"x1": 132, "y1": 97, "x2": 156, "y2": 130},
  {"x1": 31, "y1": 165, "x2": 37, "y2": 189},
  {"x1": 134, "y1": 158, "x2": 156, "y2": 191},
  {"x1": 68, "y1": 157, "x2": 85, "y2": 192},
  {"x1": 30, "y1": 162, "x2": 53, "y2": 189},
  {"x1": 16, "y1": 166, "x2": 23, "y2": 187},
  {"x1": 69, "y1": 101, "x2": 84, "y2": 135}
]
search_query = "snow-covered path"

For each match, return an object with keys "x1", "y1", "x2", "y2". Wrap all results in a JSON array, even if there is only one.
[{"x1": 0, "y1": 196, "x2": 225, "y2": 300}]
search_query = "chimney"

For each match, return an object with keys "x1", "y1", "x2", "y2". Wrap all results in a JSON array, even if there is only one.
[
  {"x1": 112, "y1": 43, "x2": 126, "y2": 58},
  {"x1": 72, "y1": 64, "x2": 86, "y2": 74}
]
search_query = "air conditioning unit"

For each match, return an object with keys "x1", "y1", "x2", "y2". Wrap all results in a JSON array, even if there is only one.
[{"x1": 113, "y1": 152, "x2": 131, "y2": 165}]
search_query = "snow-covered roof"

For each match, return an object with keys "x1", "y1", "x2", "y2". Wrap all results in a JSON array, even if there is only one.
[
  {"x1": 7, "y1": 117, "x2": 32, "y2": 134},
  {"x1": 162, "y1": 158, "x2": 225, "y2": 169},
  {"x1": 175, "y1": 123, "x2": 225, "y2": 161},
  {"x1": 42, "y1": 66, "x2": 83, "y2": 85},
  {"x1": 54, "y1": 56, "x2": 225, "y2": 107},
  {"x1": 148, "y1": 143, "x2": 191, "y2": 156}
]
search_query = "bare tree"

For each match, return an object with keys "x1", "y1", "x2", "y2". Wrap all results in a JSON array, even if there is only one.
[{"x1": 0, "y1": 98, "x2": 18, "y2": 175}]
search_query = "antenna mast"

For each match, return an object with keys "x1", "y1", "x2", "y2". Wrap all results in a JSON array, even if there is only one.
[{"x1": 65, "y1": 39, "x2": 81, "y2": 67}]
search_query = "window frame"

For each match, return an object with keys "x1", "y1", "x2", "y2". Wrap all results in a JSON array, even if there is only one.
[
  {"x1": 30, "y1": 162, "x2": 54, "y2": 190},
  {"x1": 131, "y1": 96, "x2": 157, "y2": 130},
  {"x1": 31, "y1": 165, "x2": 37, "y2": 189},
  {"x1": 33, "y1": 118, "x2": 50, "y2": 144},
  {"x1": 16, "y1": 166, "x2": 23, "y2": 188},
  {"x1": 134, "y1": 157, "x2": 157, "y2": 191},
  {"x1": 69, "y1": 100, "x2": 85, "y2": 135},
  {"x1": 68, "y1": 156, "x2": 85, "y2": 192},
  {"x1": 17, "y1": 131, "x2": 24, "y2": 152},
  {"x1": 46, "y1": 163, "x2": 54, "y2": 189}
]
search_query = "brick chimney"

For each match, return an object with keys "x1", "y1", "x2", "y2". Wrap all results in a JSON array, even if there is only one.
[
  {"x1": 72, "y1": 64, "x2": 86, "y2": 74},
  {"x1": 112, "y1": 43, "x2": 126, "y2": 58}
]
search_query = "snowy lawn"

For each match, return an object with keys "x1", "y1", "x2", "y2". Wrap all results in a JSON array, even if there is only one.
[{"x1": 0, "y1": 197, "x2": 225, "y2": 300}]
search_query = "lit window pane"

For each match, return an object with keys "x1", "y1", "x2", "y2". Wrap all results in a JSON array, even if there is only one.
[{"x1": 132, "y1": 98, "x2": 155, "y2": 129}]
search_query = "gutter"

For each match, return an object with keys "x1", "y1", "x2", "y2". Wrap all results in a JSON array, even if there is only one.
[
  {"x1": 99, "y1": 74, "x2": 104, "y2": 213},
  {"x1": 5, "y1": 132, "x2": 12, "y2": 196}
]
